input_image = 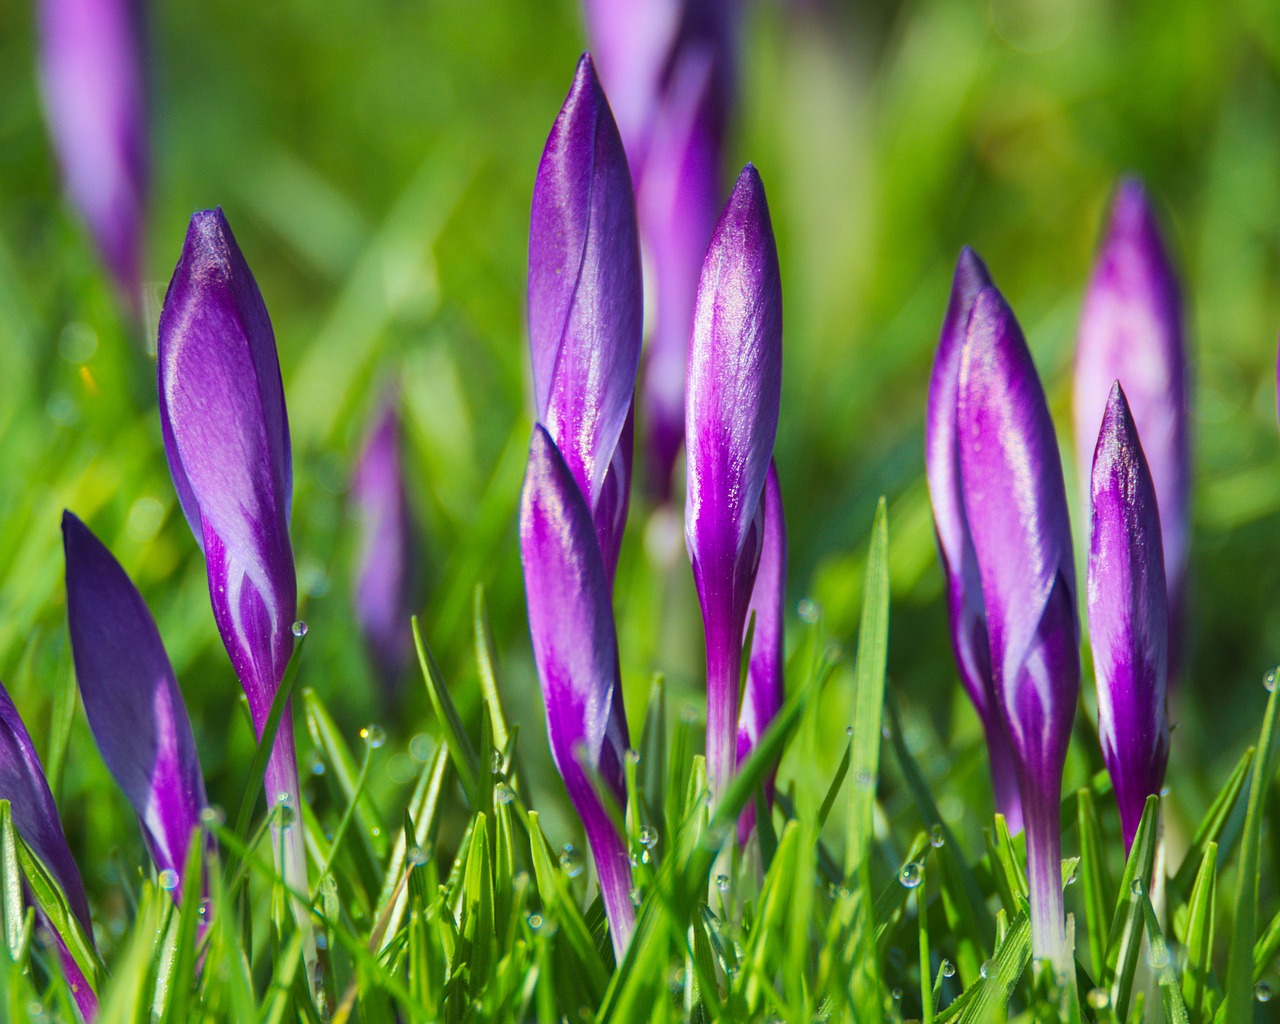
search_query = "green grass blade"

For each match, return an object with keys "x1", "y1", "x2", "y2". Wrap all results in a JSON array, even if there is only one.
[
  {"x1": 473, "y1": 584, "x2": 510, "y2": 753},
  {"x1": 1141, "y1": 894, "x2": 1190, "y2": 1024},
  {"x1": 1169, "y1": 745, "x2": 1254, "y2": 903},
  {"x1": 302, "y1": 688, "x2": 388, "y2": 862},
  {"x1": 1076, "y1": 787, "x2": 1112, "y2": 980},
  {"x1": 1178, "y1": 842, "x2": 1217, "y2": 1022},
  {"x1": 938, "y1": 909, "x2": 1031, "y2": 1024},
  {"x1": 1104, "y1": 795, "x2": 1160, "y2": 1020},
  {"x1": 412, "y1": 616, "x2": 480, "y2": 805}
]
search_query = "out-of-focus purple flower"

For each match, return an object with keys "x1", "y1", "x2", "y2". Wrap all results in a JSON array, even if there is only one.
[
  {"x1": 1074, "y1": 179, "x2": 1188, "y2": 677},
  {"x1": 62, "y1": 511, "x2": 208, "y2": 894},
  {"x1": 956, "y1": 284, "x2": 1079, "y2": 965},
  {"x1": 583, "y1": 0, "x2": 739, "y2": 501},
  {"x1": 528, "y1": 54, "x2": 642, "y2": 585},
  {"x1": 685, "y1": 165, "x2": 782, "y2": 800},
  {"x1": 37, "y1": 0, "x2": 148, "y2": 308},
  {"x1": 1087, "y1": 383, "x2": 1169, "y2": 854},
  {"x1": 350, "y1": 399, "x2": 417, "y2": 692},
  {"x1": 0, "y1": 682, "x2": 98, "y2": 1019},
  {"x1": 926, "y1": 248, "x2": 1024, "y2": 833},
  {"x1": 519, "y1": 426, "x2": 634, "y2": 959},
  {"x1": 735, "y1": 461, "x2": 785, "y2": 844},
  {"x1": 157, "y1": 208, "x2": 306, "y2": 910}
]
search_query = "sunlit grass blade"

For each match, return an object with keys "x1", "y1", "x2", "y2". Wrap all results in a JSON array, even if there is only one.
[
  {"x1": 412, "y1": 616, "x2": 480, "y2": 805},
  {"x1": 1176, "y1": 842, "x2": 1217, "y2": 1019},
  {"x1": 473, "y1": 584, "x2": 511, "y2": 754},
  {"x1": 0, "y1": 804, "x2": 24, "y2": 962},
  {"x1": 1103, "y1": 794, "x2": 1159, "y2": 1020},
  {"x1": 1076, "y1": 787, "x2": 1112, "y2": 980},
  {"x1": 935, "y1": 909, "x2": 1031, "y2": 1024},
  {"x1": 159, "y1": 828, "x2": 205, "y2": 1024},
  {"x1": 1141, "y1": 893, "x2": 1191, "y2": 1024}
]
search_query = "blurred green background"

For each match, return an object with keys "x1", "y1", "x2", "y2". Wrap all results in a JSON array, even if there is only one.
[{"x1": 2, "y1": 0, "x2": 1280, "y2": 936}]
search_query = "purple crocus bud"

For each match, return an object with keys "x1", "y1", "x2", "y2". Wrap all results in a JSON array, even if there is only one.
[
  {"x1": 583, "y1": 0, "x2": 739, "y2": 501},
  {"x1": 956, "y1": 285, "x2": 1080, "y2": 965},
  {"x1": 685, "y1": 165, "x2": 782, "y2": 800},
  {"x1": 37, "y1": 0, "x2": 148, "y2": 308},
  {"x1": 925, "y1": 248, "x2": 1024, "y2": 832},
  {"x1": 350, "y1": 399, "x2": 417, "y2": 692},
  {"x1": 1087, "y1": 384, "x2": 1169, "y2": 853},
  {"x1": 528, "y1": 54, "x2": 643, "y2": 585},
  {"x1": 735, "y1": 460, "x2": 785, "y2": 844},
  {"x1": 62, "y1": 511, "x2": 208, "y2": 894},
  {"x1": 157, "y1": 208, "x2": 306, "y2": 910},
  {"x1": 519, "y1": 426, "x2": 634, "y2": 959},
  {"x1": 0, "y1": 682, "x2": 98, "y2": 1019},
  {"x1": 1074, "y1": 179, "x2": 1188, "y2": 678}
]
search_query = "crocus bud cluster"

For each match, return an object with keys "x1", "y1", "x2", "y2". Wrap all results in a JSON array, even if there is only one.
[
  {"x1": 1074, "y1": 180, "x2": 1188, "y2": 679},
  {"x1": 928, "y1": 256, "x2": 1079, "y2": 963},
  {"x1": 37, "y1": 0, "x2": 149, "y2": 309},
  {"x1": 582, "y1": 0, "x2": 739, "y2": 500},
  {"x1": 157, "y1": 209, "x2": 308, "y2": 926}
]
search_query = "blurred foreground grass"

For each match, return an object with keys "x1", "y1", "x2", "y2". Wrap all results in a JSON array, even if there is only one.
[{"x1": 0, "y1": 0, "x2": 1279, "y2": 950}]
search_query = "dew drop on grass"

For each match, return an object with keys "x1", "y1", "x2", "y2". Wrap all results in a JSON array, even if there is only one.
[
  {"x1": 409, "y1": 733, "x2": 432, "y2": 761},
  {"x1": 930, "y1": 825, "x2": 945, "y2": 848},
  {"x1": 1130, "y1": 879, "x2": 1144, "y2": 897},
  {"x1": 491, "y1": 749, "x2": 503, "y2": 772},
  {"x1": 199, "y1": 805, "x2": 225, "y2": 828},
  {"x1": 495, "y1": 782, "x2": 515, "y2": 804},
  {"x1": 291, "y1": 620, "x2": 308, "y2": 638},
  {"x1": 1257, "y1": 983, "x2": 1273, "y2": 1003},
  {"x1": 854, "y1": 769, "x2": 876, "y2": 789},
  {"x1": 899, "y1": 862, "x2": 923, "y2": 888},
  {"x1": 797, "y1": 598, "x2": 820, "y2": 623},
  {"x1": 306, "y1": 750, "x2": 326, "y2": 775},
  {"x1": 559, "y1": 844, "x2": 584, "y2": 877},
  {"x1": 1087, "y1": 987, "x2": 1110, "y2": 1009},
  {"x1": 629, "y1": 888, "x2": 642, "y2": 906},
  {"x1": 715, "y1": 874, "x2": 730, "y2": 894},
  {"x1": 527, "y1": 913, "x2": 543, "y2": 930},
  {"x1": 360, "y1": 724, "x2": 386, "y2": 749},
  {"x1": 940, "y1": 959, "x2": 955, "y2": 979},
  {"x1": 407, "y1": 846, "x2": 428, "y2": 867},
  {"x1": 1266, "y1": 670, "x2": 1278, "y2": 693},
  {"x1": 1065, "y1": 863, "x2": 1079, "y2": 885},
  {"x1": 979, "y1": 959, "x2": 996, "y2": 980},
  {"x1": 639, "y1": 825, "x2": 659, "y2": 848},
  {"x1": 158, "y1": 869, "x2": 179, "y2": 891}
]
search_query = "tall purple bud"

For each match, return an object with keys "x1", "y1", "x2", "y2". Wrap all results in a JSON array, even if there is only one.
[
  {"x1": 956, "y1": 286, "x2": 1079, "y2": 965},
  {"x1": 1087, "y1": 384, "x2": 1169, "y2": 853},
  {"x1": 520, "y1": 426, "x2": 634, "y2": 959},
  {"x1": 528, "y1": 54, "x2": 643, "y2": 586},
  {"x1": 351, "y1": 399, "x2": 417, "y2": 693},
  {"x1": 926, "y1": 248, "x2": 1024, "y2": 832},
  {"x1": 735, "y1": 460, "x2": 785, "y2": 843},
  {"x1": 0, "y1": 683, "x2": 98, "y2": 1019},
  {"x1": 38, "y1": 0, "x2": 148, "y2": 309},
  {"x1": 685, "y1": 165, "x2": 782, "y2": 800},
  {"x1": 583, "y1": 0, "x2": 739, "y2": 500},
  {"x1": 157, "y1": 208, "x2": 307, "y2": 924},
  {"x1": 63, "y1": 512, "x2": 209, "y2": 896},
  {"x1": 1074, "y1": 179, "x2": 1188, "y2": 677}
]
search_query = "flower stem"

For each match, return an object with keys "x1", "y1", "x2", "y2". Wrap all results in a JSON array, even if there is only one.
[
  {"x1": 705, "y1": 619, "x2": 742, "y2": 804},
  {"x1": 263, "y1": 716, "x2": 315, "y2": 964},
  {"x1": 1023, "y1": 782, "x2": 1066, "y2": 967},
  {"x1": 581, "y1": 797, "x2": 635, "y2": 960}
]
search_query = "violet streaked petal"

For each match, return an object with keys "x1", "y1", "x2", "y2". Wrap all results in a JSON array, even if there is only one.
[
  {"x1": 528, "y1": 54, "x2": 642, "y2": 577},
  {"x1": 956, "y1": 284, "x2": 1079, "y2": 962},
  {"x1": 1074, "y1": 179, "x2": 1188, "y2": 672},
  {"x1": 735, "y1": 461, "x2": 785, "y2": 843},
  {"x1": 38, "y1": 0, "x2": 148, "y2": 305},
  {"x1": 351, "y1": 400, "x2": 417, "y2": 689},
  {"x1": 62, "y1": 511, "x2": 208, "y2": 890},
  {"x1": 520, "y1": 426, "x2": 634, "y2": 956},
  {"x1": 1088, "y1": 383, "x2": 1169, "y2": 853},
  {"x1": 925, "y1": 248, "x2": 1023, "y2": 830},
  {"x1": 158, "y1": 207, "x2": 296, "y2": 721}
]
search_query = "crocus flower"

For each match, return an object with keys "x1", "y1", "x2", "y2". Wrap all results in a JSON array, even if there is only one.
[
  {"x1": 1087, "y1": 384, "x2": 1169, "y2": 853},
  {"x1": 0, "y1": 682, "x2": 98, "y2": 1019},
  {"x1": 925, "y1": 248, "x2": 1023, "y2": 832},
  {"x1": 583, "y1": 0, "x2": 739, "y2": 500},
  {"x1": 735, "y1": 460, "x2": 785, "y2": 844},
  {"x1": 62, "y1": 511, "x2": 208, "y2": 894},
  {"x1": 956, "y1": 283, "x2": 1079, "y2": 965},
  {"x1": 528, "y1": 53, "x2": 643, "y2": 586},
  {"x1": 685, "y1": 165, "x2": 782, "y2": 800},
  {"x1": 519, "y1": 425, "x2": 634, "y2": 958},
  {"x1": 37, "y1": 0, "x2": 148, "y2": 309},
  {"x1": 351, "y1": 399, "x2": 417, "y2": 692},
  {"x1": 157, "y1": 208, "x2": 307, "y2": 913},
  {"x1": 1074, "y1": 179, "x2": 1188, "y2": 677}
]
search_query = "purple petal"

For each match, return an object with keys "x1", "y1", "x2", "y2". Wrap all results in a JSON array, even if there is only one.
[
  {"x1": 1074, "y1": 179, "x2": 1188, "y2": 672},
  {"x1": 37, "y1": 0, "x2": 148, "y2": 305},
  {"x1": 0, "y1": 683, "x2": 93, "y2": 937},
  {"x1": 685, "y1": 164, "x2": 782, "y2": 793},
  {"x1": 351, "y1": 399, "x2": 417, "y2": 689},
  {"x1": 528, "y1": 54, "x2": 642, "y2": 577},
  {"x1": 1087, "y1": 383, "x2": 1169, "y2": 853},
  {"x1": 735, "y1": 460, "x2": 785, "y2": 842},
  {"x1": 62, "y1": 511, "x2": 208, "y2": 890},
  {"x1": 519, "y1": 426, "x2": 633, "y2": 954},
  {"x1": 925, "y1": 249, "x2": 1023, "y2": 829},
  {"x1": 956, "y1": 284, "x2": 1079, "y2": 961},
  {"x1": 158, "y1": 208, "x2": 296, "y2": 724}
]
